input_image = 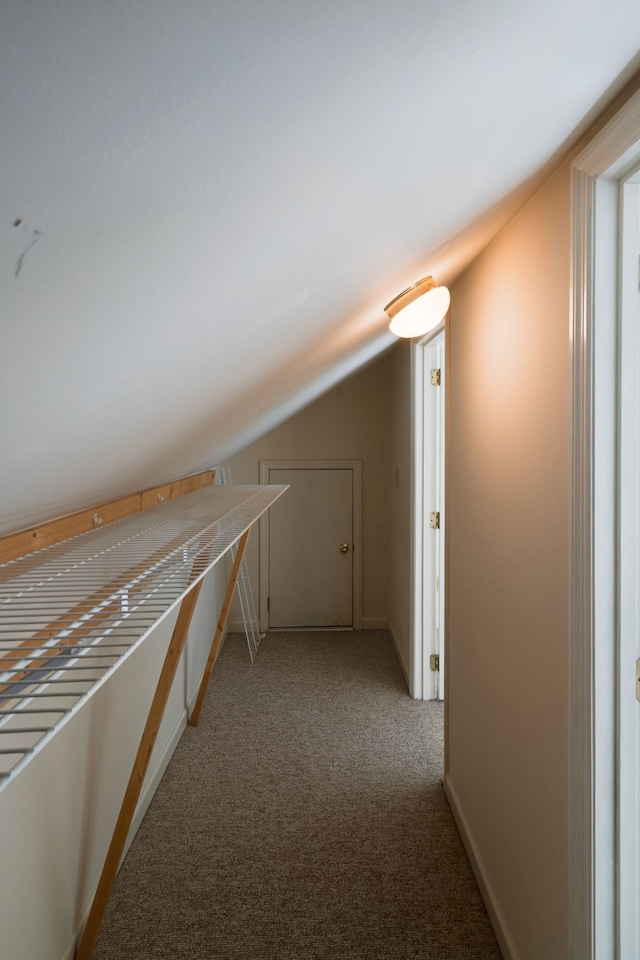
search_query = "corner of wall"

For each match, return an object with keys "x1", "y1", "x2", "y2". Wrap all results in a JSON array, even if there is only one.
[{"x1": 387, "y1": 619, "x2": 410, "y2": 690}]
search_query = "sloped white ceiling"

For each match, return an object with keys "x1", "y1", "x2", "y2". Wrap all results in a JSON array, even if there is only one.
[{"x1": 1, "y1": 1, "x2": 639, "y2": 533}]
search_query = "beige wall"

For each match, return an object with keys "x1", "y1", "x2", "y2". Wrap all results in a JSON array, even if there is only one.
[
  {"x1": 446, "y1": 162, "x2": 571, "y2": 959},
  {"x1": 228, "y1": 351, "x2": 393, "y2": 629}
]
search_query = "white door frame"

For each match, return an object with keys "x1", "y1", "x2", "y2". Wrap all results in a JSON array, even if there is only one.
[
  {"x1": 258, "y1": 459, "x2": 363, "y2": 631},
  {"x1": 410, "y1": 320, "x2": 446, "y2": 701},
  {"x1": 570, "y1": 88, "x2": 640, "y2": 960},
  {"x1": 616, "y1": 172, "x2": 640, "y2": 960}
]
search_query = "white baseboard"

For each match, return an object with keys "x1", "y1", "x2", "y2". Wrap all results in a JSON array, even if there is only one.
[
  {"x1": 362, "y1": 617, "x2": 389, "y2": 630},
  {"x1": 230, "y1": 619, "x2": 390, "y2": 633},
  {"x1": 125, "y1": 711, "x2": 186, "y2": 856},
  {"x1": 387, "y1": 619, "x2": 410, "y2": 688},
  {"x1": 444, "y1": 773, "x2": 519, "y2": 960},
  {"x1": 127, "y1": 645, "x2": 230, "y2": 856}
]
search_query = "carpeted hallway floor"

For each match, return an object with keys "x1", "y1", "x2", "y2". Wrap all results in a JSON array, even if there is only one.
[{"x1": 93, "y1": 630, "x2": 501, "y2": 959}]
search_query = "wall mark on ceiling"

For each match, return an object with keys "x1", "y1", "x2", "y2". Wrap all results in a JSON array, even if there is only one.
[
  {"x1": 412, "y1": 9, "x2": 442, "y2": 57},
  {"x1": 14, "y1": 227, "x2": 42, "y2": 278}
]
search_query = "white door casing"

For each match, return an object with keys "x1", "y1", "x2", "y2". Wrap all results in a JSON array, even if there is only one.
[
  {"x1": 617, "y1": 174, "x2": 640, "y2": 960},
  {"x1": 411, "y1": 322, "x2": 446, "y2": 701},
  {"x1": 259, "y1": 460, "x2": 363, "y2": 631},
  {"x1": 571, "y1": 87, "x2": 640, "y2": 960}
]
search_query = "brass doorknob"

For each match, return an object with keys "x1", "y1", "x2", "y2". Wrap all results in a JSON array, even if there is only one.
[{"x1": 339, "y1": 543, "x2": 349, "y2": 553}]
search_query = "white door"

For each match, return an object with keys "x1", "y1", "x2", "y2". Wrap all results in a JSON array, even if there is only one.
[
  {"x1": 267, "y1": 467, "x2": 354, "y2": 628},
  {"x1": 424, "y1": 333, "x2": 445, "y2": 701},
  {"x1": 412, "y1": 328, "x2": 446, "y2": 700}
]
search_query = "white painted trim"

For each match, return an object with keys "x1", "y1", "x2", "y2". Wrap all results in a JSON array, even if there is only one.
[
  {"x1": 616, "y1": 178, "x2": 640, "y2": 960},
  {"x1": 410, "y1": 342, "x2": 424, "y2": 699},
  {"x1": 126, "y1": 708, "x2": 186, "y2": 854},
  {"x1": 418, "y1": 318, "x2": 446, "y2": 345},
  {"x1": 362, "y1": 617, "x2": 389, "y2": 630},
  {"x1": 251, "y1": 618, "x2": 389, "y2": 632},
  {"x1": 60, "y1": 921, "x2": 85, "y2": 960},
  {"x1": 444, "y1": 774, "x2": 519, "y2": 960},
  {"x1": 571, "y1": 160, "x2": 619, "y2": 960},
  {"x1": 388, "y1": 618, "x2": 410, "y2": 688},
  {"x1": 575, "y1": 88, "x2": 640, "y2": 179},
  {"x1": 571, "y1": 96, "x2": 640, "y2": 960},
  {"x1": 569, "y1": 163, "x2": 597, "y2": 960},
  {"x1": 259, "y1": 459, "x2": 363, "y2": 631},
  {"x1": 411, "y1": 327, "x2": 445, "y2": 701},
  {"x1": 592, "y1": 177, "x2": 619, "y2": 960},
  {"x1": 244, "y1": 617, "x2": 388, "y2": 633}
]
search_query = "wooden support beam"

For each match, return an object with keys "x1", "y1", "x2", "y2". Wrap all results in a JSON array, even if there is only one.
[
  {"x1": 189, "y1": 529, "x2": 251, "y2": 727},
  {"x1": 75, "y1": 577, "x2": 204, "y2": 960},
  {"x1": 0, "y1": 469, "x2": 215, "y2": 566}
]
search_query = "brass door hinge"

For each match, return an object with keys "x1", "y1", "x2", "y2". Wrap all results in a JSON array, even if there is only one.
[
  {"x1": 429, "y1": 511, "x2": 440, "y2": 529},
  {"x1": 430, "y1": 654, "x2": 440, "y2": 672},
  {"x1": 431, "y1": 368, "x2": 441, "y2": 386},
  {"x1": 267, "y1": 596, "x2": 270, "y2": 612}
]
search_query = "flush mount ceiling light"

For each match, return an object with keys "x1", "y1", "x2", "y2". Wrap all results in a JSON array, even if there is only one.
[{"x1": 384, "y1": 275, "x2": 450, "y2": 338}]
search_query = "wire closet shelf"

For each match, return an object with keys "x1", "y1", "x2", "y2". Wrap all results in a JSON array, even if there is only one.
[{"x1": 0, "y1": 484, "x2": 286, "y2": 792}]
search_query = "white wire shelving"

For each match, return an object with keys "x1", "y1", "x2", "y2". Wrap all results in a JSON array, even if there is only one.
[
  {"x1": 216, "y1": 465, "x2": 264, "y2": 661},
  {"x1": 0, "y1": 483, "x2": 286, "y2": 792}
]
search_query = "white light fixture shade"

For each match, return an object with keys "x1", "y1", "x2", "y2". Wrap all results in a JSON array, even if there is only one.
[{"x1": 384, "y1": 276, "x2": 450, "y2": 339}]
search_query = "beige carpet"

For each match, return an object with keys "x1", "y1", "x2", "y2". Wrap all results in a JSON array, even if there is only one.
[{"x1": 92, "y1": 631, "x2": 501, "y2": 959}]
